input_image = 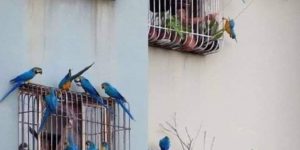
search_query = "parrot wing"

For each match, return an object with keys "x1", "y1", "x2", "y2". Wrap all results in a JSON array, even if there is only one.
[
  {"x1": 106, "y1": 86, "x2": 126, "y2": 102},
  {"x1": 82, "y1": 79, "x2": 100, "y2": 97},
  {"x1": 59, "y1": 71, "x2": 71, "y2": 89},
  {"x1": 10, "y1": 70, "x2": 34, "y2": 84},
  {"x1": 69, "y1": 63, "x2": 94, "y2": 82}
]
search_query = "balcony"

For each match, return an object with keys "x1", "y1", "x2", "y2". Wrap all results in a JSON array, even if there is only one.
[{"x1": 148, "y1": 0, "x2": 223, "y2": 55}]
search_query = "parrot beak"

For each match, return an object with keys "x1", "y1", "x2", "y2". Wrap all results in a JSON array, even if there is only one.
[
  {"x1": 74, "y1": 78, "x2": 81, "y2": 86},
  {"x1": 35, "y1": 68, "x2": 43, "y2": 74}
]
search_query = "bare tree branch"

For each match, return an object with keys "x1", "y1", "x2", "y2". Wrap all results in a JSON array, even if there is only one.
[
  {"x1": 210, "y1": 136, "x2": 215, "y2": 150},
  {"x1": 159, "y1": 114, "x2": 215, "y2": 150}
]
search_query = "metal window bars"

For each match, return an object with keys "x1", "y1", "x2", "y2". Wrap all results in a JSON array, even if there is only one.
[
  {"x1": 148, "y1": 0, "x2": 223, "y2": 55},
  {"x1": 18, "y1": 83, "x2": 131, "y2": 150}
]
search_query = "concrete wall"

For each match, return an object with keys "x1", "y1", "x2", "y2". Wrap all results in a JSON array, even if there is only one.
[
  {"x1": 0, "y1": 0, "x2": 148, "y2": 149},
  {"x1": 149, "y1": 0, "x2": 300, "y2": 150}
]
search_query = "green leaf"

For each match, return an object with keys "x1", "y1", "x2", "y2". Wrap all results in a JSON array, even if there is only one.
[{"x1": 211, "y1": 29, "x2": 224, "y2": 41}]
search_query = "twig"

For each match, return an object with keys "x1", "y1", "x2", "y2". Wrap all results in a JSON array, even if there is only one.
[
  {"x1": 190, "y1": 127, "x2": 201, "y2": 149},
  {"x1": 203, "y1": 131, "x2": 207, "y2": 150},
  {"x1": 210, "y1": 137, "x2": 216, "y2": 150}
]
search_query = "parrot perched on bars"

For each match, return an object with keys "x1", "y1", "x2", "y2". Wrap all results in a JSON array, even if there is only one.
[
  {"x1": 74, "y1": 76, "x2": 113, "y2": 113},
  {"x1": 159, "y1": 136, "x2": 170, "y2": 150},
  {"x1": 0, "y1": 67, "x2": 42, "y2": 102},
  {"x1": 101, "y1": 82, "x2": 134, "y2": 120},
  {"x1": 37, "y1": 88, "x2": 59, "y2": 133},
  {"x1": 65, "y1": 132, "x2": 79, "y2": 150},
  {"x1": 224, "y1": 17, "x2": 237, "y2": 42},
  {"x1": 86, "y1": 141, "x2": 98, "y2": 150},
  {"x1": 59, "y1": 63, "x2": 94, "y2": 91},
  {"x1": 101, "y1": 142, "x2": 110, "y2": 150}
]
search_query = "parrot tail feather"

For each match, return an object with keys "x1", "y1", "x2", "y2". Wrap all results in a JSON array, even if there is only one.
[
  {"x1": 29, "y1": 126, "x2": 38, "y2": 139},
  {"x1": 37, "y1": 109, "x2": 51, "y2": 134},
  {"x1": 118, "y1": 100, "x2": 135, "y2": 120},
  {"x1": 0, "y1": 82, "x2": 23, "y2": 102}
]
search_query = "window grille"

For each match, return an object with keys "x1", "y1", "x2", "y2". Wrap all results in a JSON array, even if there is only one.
[
  {"x1": 148, "y1": 0, "x2": 223, "y2": 55},
  {"x1": 18, "y1": 83, "x2": 131, "y2": 150}
]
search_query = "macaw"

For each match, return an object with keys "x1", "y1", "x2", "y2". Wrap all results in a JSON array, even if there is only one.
[
  {"x1": 74, "y1": 76, "x2": 113, "y2": 113},
  {"x1": 59, "y1": 63, "x2": 94, "y2": 91},
  {"x1": 224, "y1": 17, "x2": 237, "y2": 42},
  {"x1": 86, "y1": 141, "x2": 98, "y2": 150},
  {"x1": 65, "y1": 132, "x2": 79, "y2": 150},
  {"x1": 37, "y1": 88, "x2": 59, "y2": 133},
  {"x1": 101, "y1": 142, "x2": 110, "y2": 150},
  {"x1": 0, "y1": 67, "x2": 42, "y2": 102},
  {"x1": 18, "y1": 143, "x2": 28, "y2": 150},
  {"x1": 101, "y1": 82, "x2": 134, "y2": 120},
  {"x1": 159, "y1": 136, "x2": 170, "y2": 150}
]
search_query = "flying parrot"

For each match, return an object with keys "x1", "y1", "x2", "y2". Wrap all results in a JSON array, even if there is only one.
[
  {"x1": 0, "y1": 67, "x2": 42, "y2": 102},
  {"x1": 224, "y1": 17, "x2": 237, "y2": 42},
  {"x1": 37, "y1": 88, "x2": 59, "y2": 133},
  {"x1": 101, "y1": 82, "x2": 134, "y2": 120},
  {"x1": 86, "y1": 141, "x2": 98, "y2": 150},
  {"x1": 65, "y1": 132, "x2": 79, "y2": 150},
  {"x1": 59, "y1": 63, "x2": 94, "y2": 91},
  {"x1": 101, "y1": 142, "x2": 110, "y2": 150},
  {"x1": 74, "y1": 76, "x2": 113, "y2": 113},
  {"x1": 159, "y1": 136, "x2": 170, "y2": 150}
]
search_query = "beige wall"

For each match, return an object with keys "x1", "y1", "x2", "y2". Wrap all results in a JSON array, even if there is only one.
[{"x1": 149, "y1": 0, "x2": 300, "y2": 149}]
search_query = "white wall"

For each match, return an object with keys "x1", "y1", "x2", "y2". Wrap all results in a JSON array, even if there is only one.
[
  {"x1": 0, "y1": 0, "x2": 148, "y2": 149},
  {"x1": 149, "y1": 0, "x2": 300, "y2": 150}
]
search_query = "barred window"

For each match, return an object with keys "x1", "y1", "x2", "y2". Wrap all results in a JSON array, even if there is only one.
[{"x1": 18, "y1": 83, "x2": 131, "y2": 150}]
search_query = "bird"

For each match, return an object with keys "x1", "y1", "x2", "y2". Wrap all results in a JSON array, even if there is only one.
[
  {"x1": 58, "y1": 63, "x2": 94, "y2": 91},
  {"x1": 74, "y1": 76, "x2": 113, "y2": 113},
  {"x1": 65, "y1": 132, "x2": 79, "y2": 150},
  {"x1": 224, "y1": 17, "x2": 237, "y2": 42},
  {"x1": 101, "y1": 82, "x2": 134, "y2": 120},
  {"x1": 0, "y1": 67, "x2": 42, "y2": 102},
  {"x1": 159, "y1": 136, "x2": 170, "y2": 150},
  {"x1": 18, "y1": 143, "x2": 29, "y2": 150},
  {"x1": 101, "y1": 142, "x2": 110, "y2": 150},
  {"x1": 86, "y1": 140, "x2": 98, "y2": 150},
  {"x1": 37, "y1": 88, "x2": 59, "y2": 133}
]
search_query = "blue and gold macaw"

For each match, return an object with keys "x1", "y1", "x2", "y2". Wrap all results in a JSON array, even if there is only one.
[
  {"x1": 224, "y1": 17, "x2": 237, "y2": 42},
  {"x1": 101, "y1": 142, "x2": 110, "y2": 150},
  {"x1": 159, "y1": 136, "x2": 170, "y2": 150},
  {"x1": 101, "y1": 82, "x2": 134, "y2": 120},
  {"x1": 65, "y1": 132, "x2": 79, "y2": 150},
  {"x1": 59, "y1": 63, "x2": 94, "y2": 91},
  {"x1": 86, "y1": 141, "x2": 98, "y2": 150},
  {"x1": 0, "y1": 67, "x2": 42, "y2": 102},
  {"x1": 37, "y1": 88, "x2": 59, "y2": 133},
  {"x1": 74, "y1": 76, "x2": 113, "y2": 113}
]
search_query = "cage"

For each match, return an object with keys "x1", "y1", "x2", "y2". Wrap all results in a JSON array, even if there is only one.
[
  {"x1": 148, "y1": 0, "x2": 223, "y2": 55},
  {"x1": 18, "y1": 83, "x2": 131, "y2": 150}
]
